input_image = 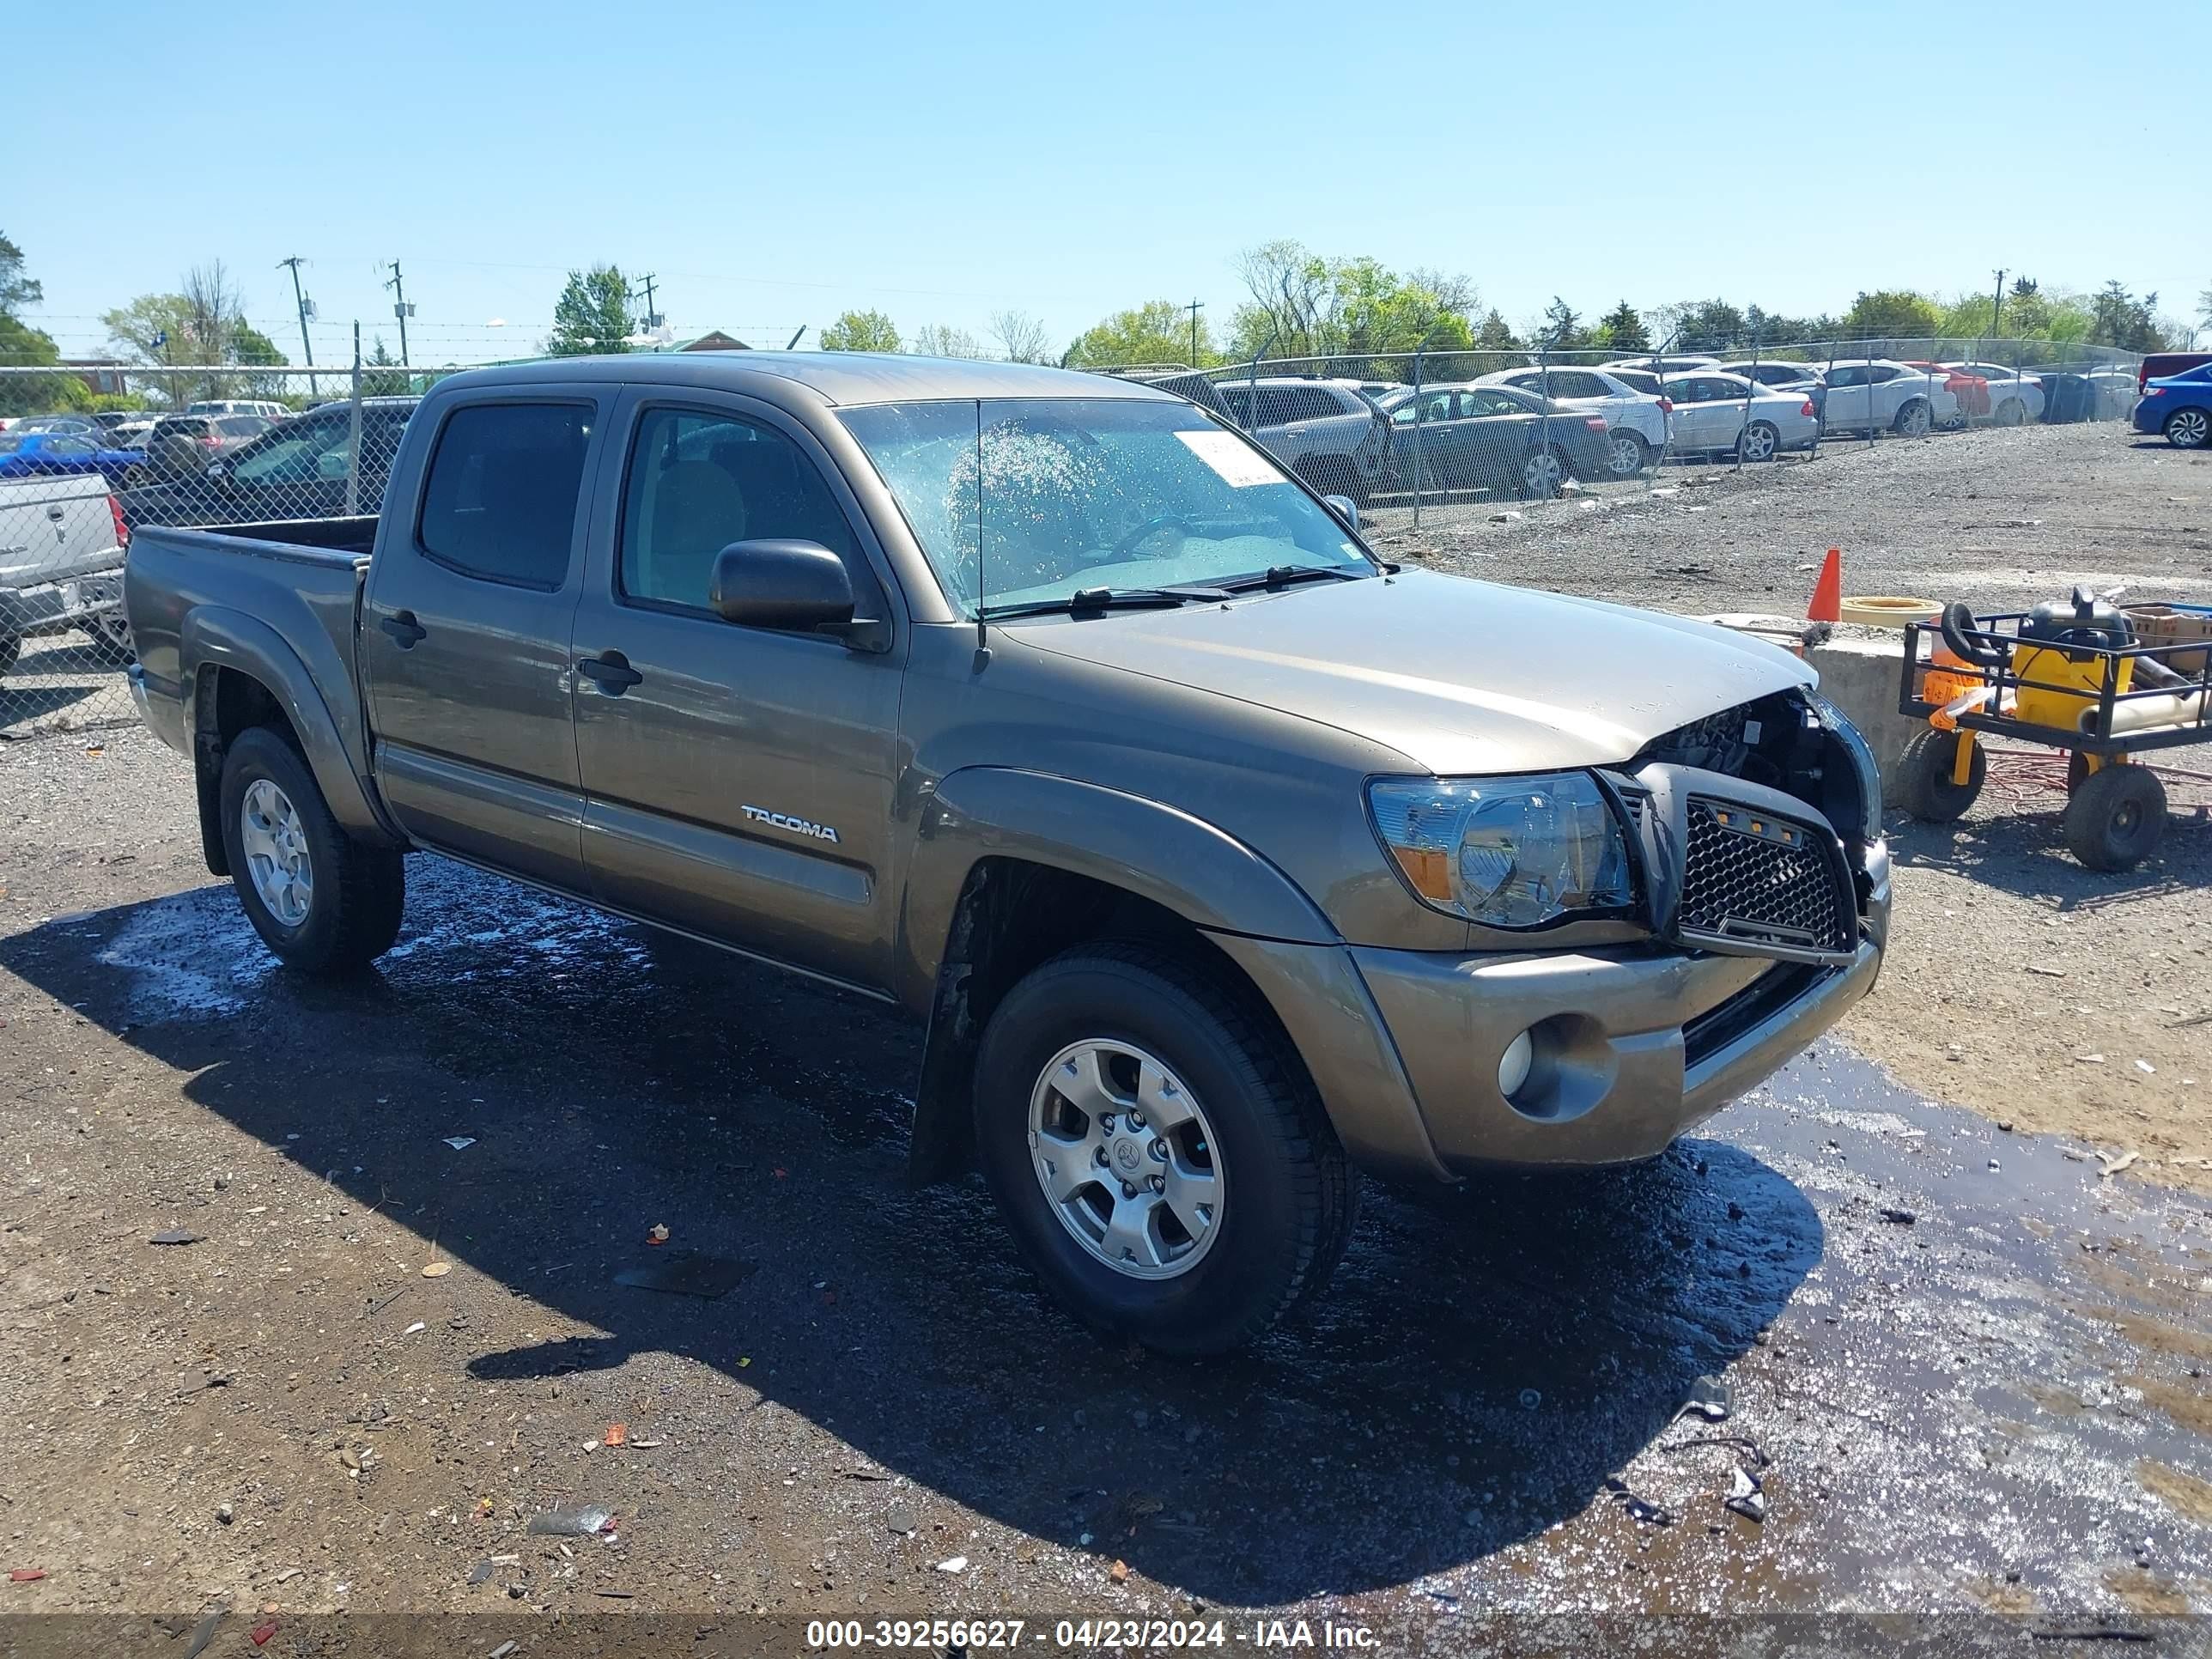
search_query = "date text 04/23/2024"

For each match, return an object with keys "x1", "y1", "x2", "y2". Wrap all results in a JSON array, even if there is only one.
[{"x1": 803, "y1": 1618, "x2": 1380, "y2": 1649}]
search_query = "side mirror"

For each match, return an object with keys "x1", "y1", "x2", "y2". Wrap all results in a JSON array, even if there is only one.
[
  {"x1": 709, "y1": 538, "x2": 855, "y2": 634},
  {"x1": 1322, "y1": 494, "x2": 1360, "y2": 531}
]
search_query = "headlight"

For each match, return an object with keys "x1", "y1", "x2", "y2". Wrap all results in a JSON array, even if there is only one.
[
  {"x1": 1368, "y1": 773, "x2": 1634, "y2": 927},
  {"x1": 1804, "y1": 692, "x2": 1882, "y2": 839}
]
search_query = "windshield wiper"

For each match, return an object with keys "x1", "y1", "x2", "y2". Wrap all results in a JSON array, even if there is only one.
[
  {"x1": 1213, "y1": 564, "x2": 1369, "y2": 592},
  {"x1": 980, "y1": 583, "x2": 1229, "y2": 621}
]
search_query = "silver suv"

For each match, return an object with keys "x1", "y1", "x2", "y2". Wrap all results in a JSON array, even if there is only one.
[{"x1": 1214, "y1": 377, "x2": 1392, "y2": 502}]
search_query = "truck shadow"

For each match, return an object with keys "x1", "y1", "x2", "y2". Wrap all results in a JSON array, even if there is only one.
[{"x1": 0, "y1": 860, "x2": 1822, "y2": 1604}]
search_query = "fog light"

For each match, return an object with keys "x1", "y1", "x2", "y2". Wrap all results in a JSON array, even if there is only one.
[{"x1": 1498, "y1": 1029, "x2": 1534, "y2": 1098}]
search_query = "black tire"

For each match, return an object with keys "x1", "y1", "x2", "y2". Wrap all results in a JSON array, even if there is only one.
[
  {"x1": 219, "y1": 726, "x2": 404, "y2": 974},
  {"x1": 1893, "y1": 398, "x2": 1932, "y2": 438},
  {"x1": 1736, "y1": 421, "x2": 1779, "y2": 463},
  {"x1": 2062, "y1": 763, "x2": 2166, "y2": 872},
  {"x1": 1996, "y1": 398, "x2": 2027, "y2": 427},
  {"x1": 2165, "y1": 408, "x2": 2210, "y2": 450},
  {"x1": 973, "y1": 941, "x2": 1354, "y2": 1355},
  {"x1": 0, "y1": 629, "x2": 18, "y2": 680},
  {"x1": 1520, "y1": 445, "x2": 1569, "y2": 498},
  {"x1": 1898, "y1": 727, "x2": 1985, "y2": 823}
]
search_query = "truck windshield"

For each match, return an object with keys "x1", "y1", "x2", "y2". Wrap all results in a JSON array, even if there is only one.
[{"x1": 839, "y1": 398, "x2": 1373, "y2": 618}]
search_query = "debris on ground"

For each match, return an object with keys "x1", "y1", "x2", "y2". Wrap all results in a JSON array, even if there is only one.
[
  {"x1": 9, "y1": 1569, "x2": 46, "y2": 1583},
  {"x1": 148, "y1": 1229, "x2": 202, "y2": 1245},
  {"x1": 402, "y1": 1321, "x2": 426, "y2": 1335},
  {"x1": 1602, "y1": 1479, "x2": 1676, "y2": 1528},
  {"x1": 1517, "y1": 1388, "x2": 1541, "y2": 1409},
  {"x1": 1880, "y1": 1207, "x2": 1918, "y2": 1224},
  {"x1": 884, "y1": 1504, "x2": 916, "y2": 1536},
  {"x1": 527, "y1": 1505, "x2": 617, "y2": 1536},
  {"x1": 249, "y1": 1620, "x2": 277, "y2": 1647},
  {"x1": 467, "y1": 1560, "x2": 495, "y2": 1586},
  {"x1": 612, "y1": 1250, "x2": 756, "y2": 1299},
  {"x1": 421, "y1": 1261, "x2": 451, "y2": 1279},
  {"x1": 1676, "y1": 1375, "x2": 1733, "y2": 1423},
  {"x1": 1109, "y1": 1559, "x2": 1130, "y2": 1583},
  {"x1": 1726, "y1": 1466, "x2": 1768, "y2": 1523},
  {"x1": 2098, "y1": 1151, "x2": 2141, "y2": 1178},
  {"x1": 935, "y1": 1555, "x2": 968, "y2": 1573},
  {"x1": 603, "y1": 1423, "x2": 627, "y2": 1447},
  {"x1": 441, "y1": 1136, "x2": 476, "y2": 1151},
  {"x1": 645, "y1": 1223, "x2": 671, "y2": 1245}
]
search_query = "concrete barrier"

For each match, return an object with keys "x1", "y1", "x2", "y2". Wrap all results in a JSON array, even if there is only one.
[{"x1": 1807, "y1": 634, "x2": 1918, "y2": 807}]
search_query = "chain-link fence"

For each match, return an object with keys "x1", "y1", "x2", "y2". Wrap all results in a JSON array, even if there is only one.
[
  {"x1": 0, "y1": 336, "x2": 2154, "y2": 741},
  {"x1": 2, "y1": 361, "x2": 419, "y2": 738}
]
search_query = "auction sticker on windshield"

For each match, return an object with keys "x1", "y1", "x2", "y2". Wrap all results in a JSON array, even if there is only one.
[{"x1": 1174, "y1": 428, "x2": 1284, "y2": 487}]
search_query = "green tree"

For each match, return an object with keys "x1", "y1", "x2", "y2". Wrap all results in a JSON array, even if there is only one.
[
  {"x1": 1839, "y1": 289, "x2": 1941, "y2": 343},
  {"x1": 0, "y1": 229, "x2": 83, "y2": 416},
  {"x1": 1652, "y1": 299, "x2": 1749, "y2": 353},
  {"x1": 101, "y1": 264, "x2": 275, "y2": 405},
  {"x1": 819, "y1": 309, "x2": 902, "y2": 353},
  {"x1": 1067, "y1": 301, "x2": 1212, "y2": 368},
  {"x1": 1592, "y1": 300, "x2": 1649, "y2": 354},
  {"x1": 1224, "y1": 242, "x2": 1474, "y2": 364},
  {"x1": 2089, "y1": 280, "x2": 2169, "y2": 351},
  {"x1": 547, "y1": 264, "x2": 635, "y2": 356},
  {"x1": 362, "y1": 335, "x2": 410, "y2": 396},
  {"x1": 1537, "y1": 297, "x2": 1589, "y2": 352},
  {"x1": 1472, "y1": 309, "x2": 1521, "y2": 351}
]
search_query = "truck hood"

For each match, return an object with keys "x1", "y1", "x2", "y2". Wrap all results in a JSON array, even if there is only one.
[{"x1": 1011, "y1": 568, "x2": 1814, "y2": 775}]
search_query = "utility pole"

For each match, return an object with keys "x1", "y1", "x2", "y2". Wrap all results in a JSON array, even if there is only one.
[
  {"x1": 1186, "y1": 297, "x2": 1205, "y2": 368},
  {"x1": 639, "y1": 273, "x2": 662, "y2": 334},
  {"x1": 277, "y1": 257, "x2": 319, "y2": 396},
  {"x1": 384, "y1": 260, "x2": 413, "y2": 367},
  {"x1": 1991, "y1": 269, "x2": 2005, "y2": 338}
]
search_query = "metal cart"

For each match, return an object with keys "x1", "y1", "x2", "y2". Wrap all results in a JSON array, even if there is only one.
[{"x1": 1894, "y1": 591, "x2": 2212, "y2": 871}]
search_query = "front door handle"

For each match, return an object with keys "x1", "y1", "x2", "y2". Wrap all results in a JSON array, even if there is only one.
[
  {"x1": 577, "y1": 652, "x2": 643, "y2": 695},
  {"x1": 380, "y1": 611, "x2": 426, "y2": 648}
]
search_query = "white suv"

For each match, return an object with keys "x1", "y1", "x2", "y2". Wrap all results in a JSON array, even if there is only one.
[
  {"x1": 1478, "y1": 365, "x2": 1670, "y2": 476},
  {"x1": 185, "y1": 399, "x2": 291, "y2": 419}
]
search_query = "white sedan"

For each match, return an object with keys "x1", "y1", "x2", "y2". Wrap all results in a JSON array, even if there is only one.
[
  {"x1": 1944, "y1": 362, "x2": 2046, "y2": 425},
  {"x1": 1657, "y1": 371, "x2": 1821, "y2": 459}
]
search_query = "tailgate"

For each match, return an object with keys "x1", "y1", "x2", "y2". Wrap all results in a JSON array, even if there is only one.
[{"x1": 0, "y1": 473, "x2": 120, "y2": 592}]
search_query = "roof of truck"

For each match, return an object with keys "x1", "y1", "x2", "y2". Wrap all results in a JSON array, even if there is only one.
[{"x1": 430, "y1": 351, "x2": 1173, "y2": 407}]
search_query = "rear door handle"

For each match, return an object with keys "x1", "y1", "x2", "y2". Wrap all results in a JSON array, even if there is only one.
[
  {"x1": 380, "y1": 611, "x2": 426, "y2": 648},
  {"x1": 577, "y1": 652, "x2": 643, "y2": 695}
]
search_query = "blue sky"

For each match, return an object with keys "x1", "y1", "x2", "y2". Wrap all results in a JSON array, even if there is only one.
[{"x1": 13, "y1": 0, "x2": 2207, "y2": 364}]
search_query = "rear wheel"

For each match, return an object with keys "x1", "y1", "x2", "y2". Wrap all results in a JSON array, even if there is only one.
[
  {"x1": 1521, "y1": 446, "x2": 1567, "y2": 497},
  {"x1": 2166, "y1": 408, "x2": 2210, "y2": 449},
  {"x1": 1606, "y1": 430, "x2": 1650, "y2": 477},
  {"x1": 1893, "y1": 398, "x2": 1933, "y2": 438},
  {"x1": 974, "y1": 942, "x2": 1354, "y2": 1354},
  {"x1": 220, "y1": 726, "x2": 405, "y2": 974},
  {"x1": 1898, "y1": 727, "x2": 1985, "y2": 823},
  {"x1": 1736, "y1": 421, "x2": 1779, "y2": 463},
  {"x1": 1996, "y1": 398, "x2": 2027, "y2": 427},
  {"x1": 2063, "y1": 763, "x2": 2166, "y2": 872}
]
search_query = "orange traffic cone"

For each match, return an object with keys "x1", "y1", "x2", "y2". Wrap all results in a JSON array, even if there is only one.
[{"x1": 1807, "y1": 547, "x2": 1841, "y2": 623}]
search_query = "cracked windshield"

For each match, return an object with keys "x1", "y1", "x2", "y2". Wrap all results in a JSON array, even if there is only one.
[{"x1": 840, "y1": 397, "x2": 1370, "y2": 615}]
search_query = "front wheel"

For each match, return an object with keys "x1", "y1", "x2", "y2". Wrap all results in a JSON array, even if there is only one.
[
  {"x1": 1898, "y1": 726, "x2": 1985, "y2": 823},
  {"x1": 220, "y1": 726, "x2": 405, "y2": 974},
  {"x1": 2166, "y1": 408, "x2": 2210, "y2": 449},
  {"x1": 974, "y1": 942, "x2": 1354, "y2": 1355},
  {"x1": 1996, "y1": 398, "x2": 2027, "y2": 427},
  {"x1": 1736, "y1": 421, "x2": 1779, "y2": 463}
]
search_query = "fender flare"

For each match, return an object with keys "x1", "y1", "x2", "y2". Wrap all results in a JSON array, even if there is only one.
[
  {"x1": 896, "y1": 767, "x2": 1339, "y2": 1183},
  {"x1": 182, "y1": 606, "x2": 401, "y2": 848}
]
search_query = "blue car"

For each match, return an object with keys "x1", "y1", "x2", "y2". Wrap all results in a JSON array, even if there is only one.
[
  {"x1": 2134, "y1": 363, "x2": 2212, "y2": 449},
  {"x1": 0, "y1": 428, "x2": 144, "y2": 484}
]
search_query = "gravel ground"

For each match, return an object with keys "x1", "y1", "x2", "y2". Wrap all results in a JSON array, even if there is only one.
[{"x1": 1, "y1": 420, "x2": 2210, "y2": 1652}]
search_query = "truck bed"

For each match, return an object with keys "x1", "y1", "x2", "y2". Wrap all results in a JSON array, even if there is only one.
[{"x1": 123, "y1": 516, "x2": 380, "y2": 768}]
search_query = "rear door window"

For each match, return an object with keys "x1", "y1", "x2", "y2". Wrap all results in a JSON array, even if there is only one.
[{"x1": 416, "y1": 403, "x2": 593, "y2": 588}]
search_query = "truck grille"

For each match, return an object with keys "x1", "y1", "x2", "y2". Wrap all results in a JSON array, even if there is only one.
[{"x1": 1678, "y1": 797, "x2": 1851, "y2": 956}]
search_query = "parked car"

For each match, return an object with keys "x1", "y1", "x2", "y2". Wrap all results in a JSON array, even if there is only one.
[
  {"x1": 2137, "y1": 352, "x2": 2212, "y2": 393},
  {"x1": 1603, "y1": 355, "x2": 1721, "y2": 375},
  {"x1": 0, "y1": 428, "x2": 144, "y2": 485},
  {"x1": 185, "y1": 399, "x2": 290, "y2": 419},
  {"x1": 1102, "y1": 369, "x2": 1237, "y2": 422},
  {"x1": 1898, "y1": 362, "x2": 1990, "y2": 426},
  {"x1": 2030, "y1": 368, "x2": 2136, "y2": 423},
  {"x1": 1656, "y1": 372, "x2": 1820, "y2": 459},
  {"x1": 0, "y1": 471, "x2": 131, "y2": 677},
  {"x1": 1942, "y1": 363, "x2": 2045, "y2": 426},
  {"x1": 1213, "y1": 377, "x2": 1391, "y2": 502},
  {"x1": 120, "y1": 398, "x2": 417, "y2": 529},
  {"x1": 12, "y1": 414, "x2": 101, "y2": 437},
  {"x1": 1373, "y1": 382, "x2": 1616, "y2": 495},
  {"x1": 1814, "y1": 360, "x2": 1958, "y2": 437},
  {"x1": 2133, "y1": 362, "x2": 2212, "y2": 447},
  {"x1": 1475, "y1": 365, "x2": 1669, "y2": 476},
  {"x1": 1711, "y1": 360, "x2": 1823, "y2": 390},
  {"x1": 122, "y1": 352, "x2": 1887, "y2": 1352},
  {"x1": 136, "y1": 413, "x2": 274, "y2": 482}
]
